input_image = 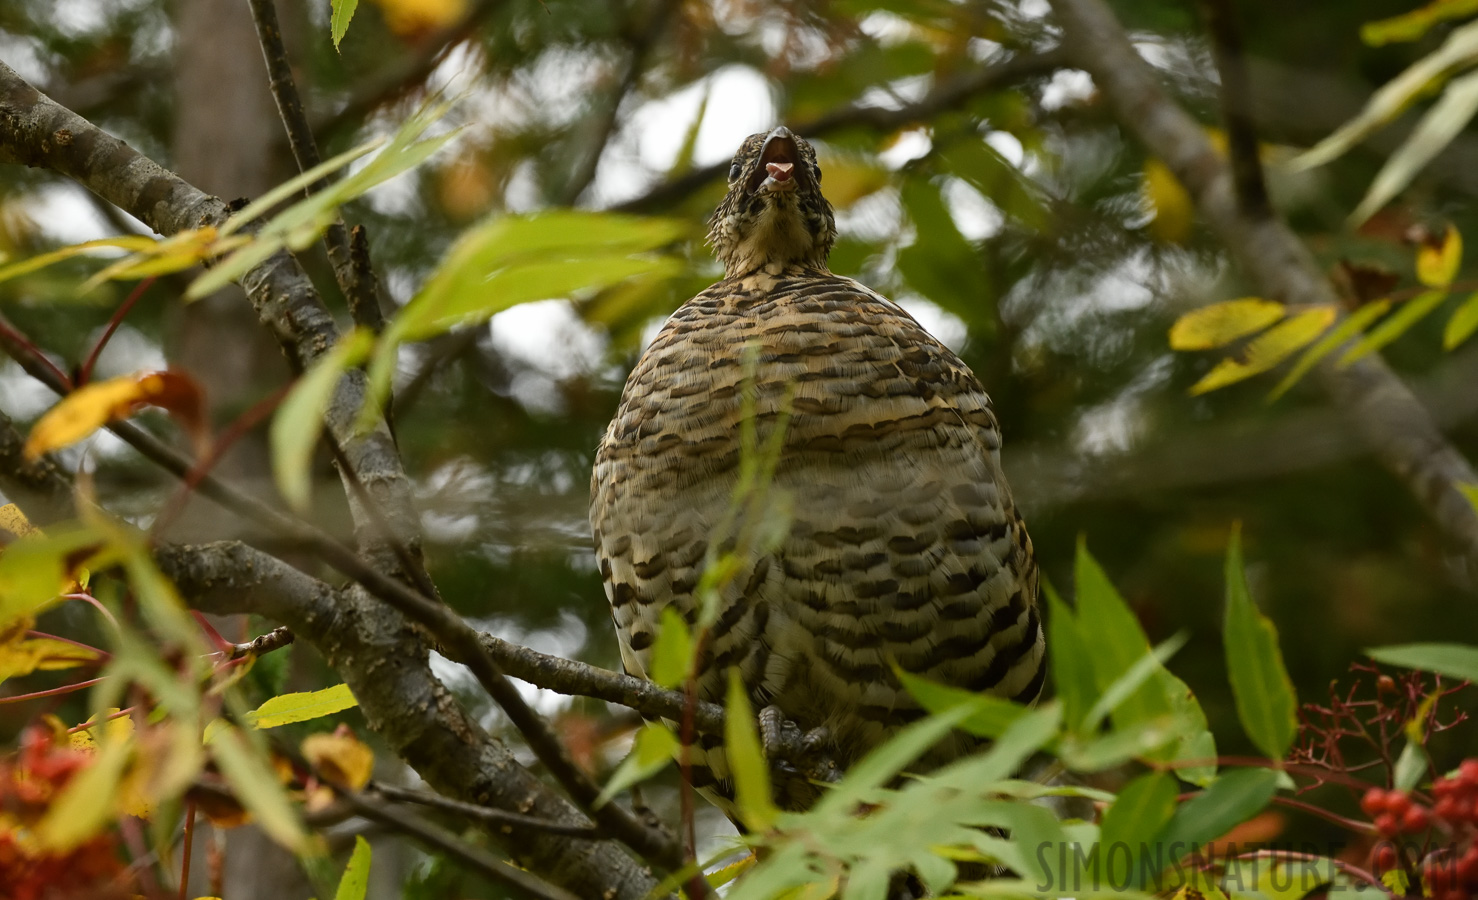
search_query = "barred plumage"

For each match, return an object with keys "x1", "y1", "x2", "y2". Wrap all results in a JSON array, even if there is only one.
[{"x1": 591, "y1": 127, "x2": 1043, "y2": 811}]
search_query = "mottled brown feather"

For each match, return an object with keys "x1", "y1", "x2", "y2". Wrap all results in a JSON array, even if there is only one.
[{"x1": 591, "y1": 128, "x2": 1043, "y2": 811}]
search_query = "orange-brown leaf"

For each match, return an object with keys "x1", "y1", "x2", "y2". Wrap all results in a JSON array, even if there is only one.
[
  {"x1": 302, "y1": 726, "x2": 373, "y2": 791},
  {"x1": 24, "y1": 371, "x2": 208, "y2": 460}
]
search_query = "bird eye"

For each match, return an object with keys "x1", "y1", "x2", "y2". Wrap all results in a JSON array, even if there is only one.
[{"x1": 728, "y1": 161, "x2": 742, "y2": 182}]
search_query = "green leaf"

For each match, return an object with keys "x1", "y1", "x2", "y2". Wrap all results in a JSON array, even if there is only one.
[
  {"x1": 210, "y1": 725, "x2": 308, "y2": 851},
  {"x1": 725, "y1": 669, "x2": 779, "y2": 831},
  {"x1": 594, "y1": 722, "x2": 677, "y2": 807},
  {"x1": 1073, "y1": 540, "x2": 1217, "y2": 783},
  {"x1": 1339, "y1": 289, "x2": 1448, "y2": 366},
  {"x1": 1443, "y1": 290, "x2": 1478, "y2": 349},
  {"x1": 1099, "y1": 772, "x2": 1179, "y2": 888},
  {"x1": 1223, "y1": 525, "x2": 1299, "y2": 760},
  {"x1": 331, "y1": 0, "x2": 359, "y2": 49},
  {"x1": 1363, "y1": 0, "x2": 1478, "y2": 46},
  {"x1": 897, "y1": 668, "x2": 1028, "y2": 738},
  {"x1": 270, "y1": 329, "x2": 374, "y2": 512},
  {"x1": 1350, "y1": 72, "x2": 1478, "y2": 226},
  {"x1": 35, "y1": 732, "x2": 133, "y2": 851},
  {"x1": 396, "y1": 211, "x2": 686, "y2": 342},
  {"x1": 335, "y1": 835, "x2": 372, "y2": 900},
  {"x1": 1393, "y1": 740, "x2": 1428, "y2": 792},
  {"x1": 1366, "y1": 643, "x2": 1478, "y2": 681},
  {"x1": 1056, "y1": 716, "x2": 1187, "y2": 772},
  {"x1": 811, "y1": 701, "x2": 977, "y2": 816},
  {"x1": 0, "y1": 525, "x2": 106, "y2": 631},
  {"x1": 220, "y1": 139, "x2": 384, "y2": 239},
  {"x1": 1045, "y1": 580, "x2": 1096, "y2": 732},
  {"x1": 648, "y1": 607, "x2": 693, "y2": 689},
  {"x1": 1291, "y1": 19, "x2": 1478, "y2": 172},
  {"x1": 190, "y1": 99, "x2": 461, "y2": 299},
  {"x1": 1268, "y1": 300, "x2": 1391, "y2": 400},
  {"x1": 1082, "y1": 632, "x2": 1190, "y2": 732},
  {"x1": 1157, "y1": 768, "x2": 1280, "y2": 864},
  {"x1": 246, "y1": 683, "x2": 358, "y2": 729}
]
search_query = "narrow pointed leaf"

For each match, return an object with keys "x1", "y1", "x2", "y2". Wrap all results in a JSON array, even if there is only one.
[
  {"x1": 1366, "y1": 643, "x2": 1478, "y2": 681},
  {"x1": 1223, "y1": 526, "x2": 1299, "y2": 760},
  {"x1": 1268, "y1": 300, "x2": 1391, "y2": 400},
  {"x1": 1190, "y1": 306, "x2": 1336, "y2": 395},
  {"x1": 1339, "y1": 289, "x2": 1448, "y2": 366},
  {"x1": 725, "y1": 669, "x2": 779, "y2": 831}
]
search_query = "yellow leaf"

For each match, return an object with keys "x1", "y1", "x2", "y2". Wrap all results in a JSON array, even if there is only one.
[
  {"x1": 1190, "y1": 306, "x2": 1337, "y2": 395},
  {"x1": 1444, "y1": 290, "x2": 1478, "y2": 348},
  {"x1": 1144, "y1": 158, "x2": 1195, "y2": 243},
  {"x1": 0, "y1": 236, "x2": 160, "y2": 285},
  {"x1": 246, "y1": 682, "x2": 358, "y2": 729},
  {"x1": 0, "y1": 635, "x2": 101, "y2": 684},
  {"x1": 1417, "y1": 224, "x2": 1462, "y2": 287},
  {"x1": 1169, "y1": 298, "x2": 1286, "y2": 350},
  {"x1": 24, "y1": 371, "x2": 205, "y2": 459},
  {"x1": 302, "y1": 729, "x2": 374, "y2": 790},
  {"x1": 70, "y1": 710, "x2": 135, "y2": 751},
  {"x1": 0, "y1": 503, "x2": 41, "y2": 539},
  {"x1": 1269, "y1": 300, "x2": 1392, "y2": 400},
  {"x1": 367, "y1": 0, "x2": 466, "y2": 36}
]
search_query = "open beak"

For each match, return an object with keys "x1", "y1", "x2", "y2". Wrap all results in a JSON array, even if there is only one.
[{"x1": 748, "y1": 126, "x2": 800, "y2": 195}]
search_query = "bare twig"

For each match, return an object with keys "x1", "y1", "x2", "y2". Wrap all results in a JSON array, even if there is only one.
[
  {"x1": 315, "y1": 0, "x2": 509, "y2": 139},
  {"x1": 1199, "y1": 0, "x2": 1269, "y2": 219},
  {"x1": 370, "y1": 782, "x2": 603, "y2": 838},
  {"x1": 1047, "y1": 0, "x2": 1478, "y2": 580},
  {"x1": 558, "y1": 0, "x2": 680, "y2": 206},
  {"x1": 335, "y1": 789, "x2": 583, "y2": 900},
  {"x1": 613, "y1": 48, "x2": 1066, "y2": 214},
  {"x1": 228, "y1": 626, "x2": 295, "y2": 660},
  {"x1": 246, "y1": 0, "x2": 378, "y2": 335}
]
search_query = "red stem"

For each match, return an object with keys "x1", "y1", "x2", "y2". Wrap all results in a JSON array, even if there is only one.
[
  {"x1": 0, "y1": 675, "x2": 107, "y2": 704},
  {"x1": 151, "y1": 381, "x2": 292, "y2": 537},
  {"x1": 25, "y1": 629, "x2": 111, "y2": 660},
  {"x1": 1270, "y1": 795, "x2": 1377, "y2": 834},
  {"x1": 79, "y1": 277, "x2": 155, "y2": 386},
  {"x1": 178, "y1": 801, "x2": 196, "y2": 900},
  {"x1": 0, "y1": 317, "x2": 73, "y2": 391}
]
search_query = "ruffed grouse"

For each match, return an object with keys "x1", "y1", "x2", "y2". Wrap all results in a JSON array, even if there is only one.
[{"x1": 591, "y1": 126, "x2": 1044, "y2": 810}]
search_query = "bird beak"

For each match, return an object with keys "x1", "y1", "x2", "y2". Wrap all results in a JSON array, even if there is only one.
[{"x1": 749, "y1": 126, "x2": 800, "y2": 195}]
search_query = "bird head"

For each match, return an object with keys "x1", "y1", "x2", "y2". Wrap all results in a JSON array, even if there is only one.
[{"x1": 707, "y1": 126, "x2": 837, "y2": 277}]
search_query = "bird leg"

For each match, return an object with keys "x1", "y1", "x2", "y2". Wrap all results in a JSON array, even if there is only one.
[{"x1": 758, "y1": 705, "x2": 841, "y2": 786}]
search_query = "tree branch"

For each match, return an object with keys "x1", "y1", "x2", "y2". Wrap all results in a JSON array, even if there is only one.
[
  {"x1": 612, "y1": 47, "x2": 1067, "y2": 214},
  {"x1": 0, "y1": 61, "x2": 683, "y2": 885},
  {"x1": 156, "y1": 540, "x2": 664, "y2": 900},
  {"x1": 369, "y1": 782, "x2": 603, "y2": 838},
  {"x1": 1047, "y1": 0, "x2": 1478, "y2": 581},
  {"x1": 1199, "y1": 0, "x2": 1269, "y2": 219}
]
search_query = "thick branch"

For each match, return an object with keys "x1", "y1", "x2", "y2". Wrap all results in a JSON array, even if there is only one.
[
  {"x1": 1199, "y1": 0, "x2": 1269, "y2": 219},
  {"x1": 613, "y1": 48, "x2": 1066, "y2": 214},
  {"x1": 1048, "y1": 0, "x2": 1478, "y2": 581},
  {"x1": 0, "y1": 408, "x2": 73, "y2": 526},
  {"x1": 156, "y1": 540, "x2": 662, "y2": 900},
  {"x1": 0, "y1": 62, "x2": 682, "y2": 881},
  {"x1": 0, "y1": 59, "x2": 419, "y2": 576}
]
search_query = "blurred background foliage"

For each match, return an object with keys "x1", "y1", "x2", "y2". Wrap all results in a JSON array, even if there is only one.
[{"x1": 4, "y1": 0, "x2": 1478, "y2": 893}]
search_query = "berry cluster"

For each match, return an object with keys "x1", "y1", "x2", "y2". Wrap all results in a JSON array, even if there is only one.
[
  {"x1": 1433, "y1": 760, "x2": 1478, "y2": 828},
  {"x1": 1362, "y1": 787, "x2": 1430, "y2": 836},
  {"x1": 0, "y1": 727, "x2": 129, "y2": 900}
]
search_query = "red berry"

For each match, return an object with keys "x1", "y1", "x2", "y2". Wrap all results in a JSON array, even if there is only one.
[
  {"x1": 1461, "y1": 759, "x2": 1478, "y2": 784},
  {"x1": 1373, "y1": 843, "x2": 1399, "y2": 871},
  {"x1": 1455, "y1": 798, "x2": 1476, "y2": 824},
  {"x1": 1363, "y1": 788, "x2": 1390, "y2": 816},
  {"x1": 1437, "y1": 797, "x2": 1462, "y2": 824},
  {"x1": 1389, "y1": 792, "x2": 1414, "y2": 817},
  {"x1": 1377, "y1": 675, "x2": 1398, "y2": 694},
  {"x1": 1437, "y1": 778, "x2": 1458, "y2": 799},
  {"x1": 1402, "y1": 805, "x2": 1430, "y2": 832},
  {"x1": 1427, "y1": 862, "x2": 1453, "y2": 892},
  {"x1": 1457, "y1": 849, "x2": 1478, "y2": 885},
  {"x1": 1375, "y1": 813, "x2": 1401, "y2": 836}
]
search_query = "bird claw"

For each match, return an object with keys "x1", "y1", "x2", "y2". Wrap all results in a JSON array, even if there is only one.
[{"x1": 758, "y1": 705, "x2": 841, "y2": 785}]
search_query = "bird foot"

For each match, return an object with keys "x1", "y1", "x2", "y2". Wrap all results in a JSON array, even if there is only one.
[{"x1": 758, "y1": 705, "x2": 841, "y2": 785}]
